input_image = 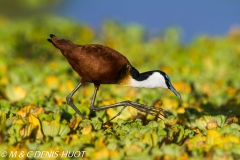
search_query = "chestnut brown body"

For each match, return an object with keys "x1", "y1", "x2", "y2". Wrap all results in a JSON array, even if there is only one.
[{"x1": 48, "y1": 35, "x2": 131, "y2": 85}]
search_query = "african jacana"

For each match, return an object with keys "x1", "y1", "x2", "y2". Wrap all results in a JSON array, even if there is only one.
[{"x1": 47, "y1": 34, "x2": 181, "y2": 121}]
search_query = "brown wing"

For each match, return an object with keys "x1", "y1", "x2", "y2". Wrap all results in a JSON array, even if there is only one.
[{"x1": 64, "y1": 44, "x2": 131, "y2": 84}]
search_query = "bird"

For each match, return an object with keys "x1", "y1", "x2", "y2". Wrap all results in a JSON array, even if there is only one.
[{"x1": 47, "y1": 34, "x2": 181, "y2": 121}]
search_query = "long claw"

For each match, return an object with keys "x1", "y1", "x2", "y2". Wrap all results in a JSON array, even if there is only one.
[{"x1": 128, "y1": 101, "x2": 167, "y2": 120}]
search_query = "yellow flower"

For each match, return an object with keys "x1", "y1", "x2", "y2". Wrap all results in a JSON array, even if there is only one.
[
  {"x1": 27, "y1": 114, "x2": 43, "y2": 139},
  {"x1": 0, "y1": 76, "x2": 8, "y2": 85},
  {"x1": 172, "y1": 81, "x2": 191, "y2": 94},
  {"x1": 94, "y1": 148, "x2": 110, "y2": 160},
  {"x1": 59, "y1": 80, "x2": 75, "y2": 94},
  {"x1": 160, "y1": 97, "x2": 179, "y2": 110},
  {"x1": 5, "y1": 85, "x2": 27, "y2": 102},
  {"x1": 81, "y1": 124, "x2": 92, "y2": 135},
  {"x1": 206, "y1": 130, "x2": 221, "y2": 145},
  {"x1": 44, "y1": 76, "x2": 60, "y2": 89},
  {"x1": 16, "y1": 104, "x2": 44, "y2": 118}
]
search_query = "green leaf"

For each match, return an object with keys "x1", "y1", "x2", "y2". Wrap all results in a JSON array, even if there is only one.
[
  {"x1": 58, "y1": 124, "x2": 70, "y2": 136},
  {"x1": 140, "y1": 133, "x2": 158, "y2": 146},
  {"x1": 91, "y1": 119, "x2": 102, "y2": 130},
  {"x1": 42, "y1": 120, "x2": 60, "y2": 137}
]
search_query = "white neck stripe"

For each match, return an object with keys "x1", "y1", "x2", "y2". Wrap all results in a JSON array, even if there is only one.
[{"x1": 127, "y1": 72, "x2": 168, "y2": 89}]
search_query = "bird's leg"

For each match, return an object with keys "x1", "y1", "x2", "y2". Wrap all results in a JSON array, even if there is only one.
[
  {"x1": 66, "y1": 84, "x2": 165, "y2": 121},
  {"x1": 89, "y1": 86, "x2": 167, "y2": 121},
  {"x1": 66, "y1": 82, "x2": 86, "y2": 119},
  {"x1": 90, "y1": 85, "x2": 100, "y2": 111},
  {"x1": 90, "y1": 86, "x2": 129, "y2": 111},
  {"x1": 90, "y1": 86, "x2": 131, "y2": 121}
]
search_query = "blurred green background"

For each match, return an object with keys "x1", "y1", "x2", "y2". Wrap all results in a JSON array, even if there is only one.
[{"x1": 0, "y1": 1, "x2": 240, "y2": 160}]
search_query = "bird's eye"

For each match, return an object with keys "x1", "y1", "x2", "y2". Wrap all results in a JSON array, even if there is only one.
[
  {"x1": 165, "y1": 74, "x2": 170, "y2": 81},
  {"x1": 166, "y1": 81, "x2": 171, "y2": 88}
]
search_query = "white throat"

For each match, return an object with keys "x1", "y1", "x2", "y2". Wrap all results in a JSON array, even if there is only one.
[{"x1": 128, "y1": 72, "x2": 168, "y2": 88}]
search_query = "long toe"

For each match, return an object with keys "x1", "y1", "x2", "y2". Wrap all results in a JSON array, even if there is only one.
[{"x1": 129, "y1": 102, "x2": 166, "y2": 119}]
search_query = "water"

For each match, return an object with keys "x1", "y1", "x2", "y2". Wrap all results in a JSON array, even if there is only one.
[{"x1": 57, "y1": 0, "x2": 240, "y2": 42}]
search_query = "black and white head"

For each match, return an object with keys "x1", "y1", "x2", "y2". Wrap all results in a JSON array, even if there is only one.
[
  {"x1": 160, "y1": 71, "x2": 181, "y2": 99},
  {"x1": 128, "y1": 70, "x2": 181, "y2": 99}
]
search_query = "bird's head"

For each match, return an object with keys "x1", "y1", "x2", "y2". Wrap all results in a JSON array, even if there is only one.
[
  {"x1": 128, "y1": 69, "x2": 181, "y2": 99},
  {"x1": 159, "y1": 71, "x2": 181, "y2": 99}
]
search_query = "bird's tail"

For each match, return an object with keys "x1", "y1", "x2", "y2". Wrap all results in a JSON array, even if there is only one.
[{"x1": 47, "y1": 34, "x2": 76, "y2": 52}]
